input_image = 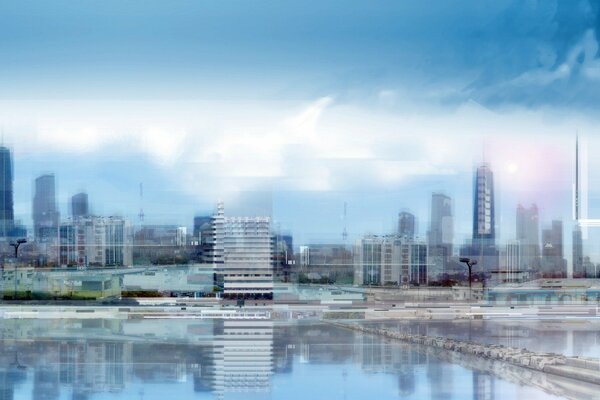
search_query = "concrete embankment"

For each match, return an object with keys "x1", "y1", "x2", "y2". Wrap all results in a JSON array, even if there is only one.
[{"x1": 331, "y1": 321, "x2": 600, "y2": 386}]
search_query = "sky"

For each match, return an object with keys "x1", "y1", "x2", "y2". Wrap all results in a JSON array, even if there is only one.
[{"x1": 2, "y1": 0, "x2": 600, "y2": 259}]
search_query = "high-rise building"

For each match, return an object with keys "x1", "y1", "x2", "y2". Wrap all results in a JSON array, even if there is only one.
[
  {"x1": 572, "y1": 225, "x2": 584, "y2": 278},
  {"x1": 0, "y1": 146, "x2": 14, "y2": 237},
  {"x1": 428, "y1": 193, "x2": 453, "y2": 281},
  {"x1": 516, "y1": 204, "x2": 540, "y2": 272},
  {"x1": 473, "y1": 163, "x2": 495, "y2": 244},
  {"x1": 212, "y1": 202, "x2": 273, "y2": 300},
  {"x1": 460, "y1": 163, "x2": 498, "y2": 274},
  {"x1": 71, "y1": 192, "x2": 89, "y2": 219},
  {"x1": 398, "y1": 211, "x2": 416, "y2": 239},
  {"x1": 541, "y1": 220, "x2": 567, "y2": 278},
  {"x1": 33, "y1": 174, "x2": 60, "y2": 242}
]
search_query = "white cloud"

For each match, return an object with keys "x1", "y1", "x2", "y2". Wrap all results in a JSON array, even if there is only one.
[{"x1": 0, "y1": 95, "x2": 593, "y2": 206}]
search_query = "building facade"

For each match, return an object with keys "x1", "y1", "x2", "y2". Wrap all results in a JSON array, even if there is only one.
[
  {"x1": 354, "y1": 235, "x2": 428, "y2": 286},
  {"x1": 212, "y1": 203, "x2": 273, "y2": 300},
  {"x1": 60, "y1": 216, "x2": 133, "y2": 268}
]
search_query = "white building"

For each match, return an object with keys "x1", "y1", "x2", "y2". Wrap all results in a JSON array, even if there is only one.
[
  {"x1": 354, "y1": 235, "x2": 428, "y2": 286},
  {"x1": 59, "y1": 216, "x2": 133, "y2": 268},
  {"x1": 499, "y1": 241, "x2": 522, "y2": 283},
  {"x1": 212, "y1": 203, "x2": 273, "y2": 299}
]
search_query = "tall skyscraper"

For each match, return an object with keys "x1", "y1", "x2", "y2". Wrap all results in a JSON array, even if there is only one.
[
  {"x1": 460, "y1": 163, "x2": 498, "y2": 273},
  {"x1": 516, "y1": 204, "x2": 540, "y2": 272},
  {"x1": 0, "y1": 146, "x2": 14, "y2": 237},
  {"x1": 428, "y1": 193, "x2": 453, "y2": 281},
  {"x1": 398, "y1": 211, "x2": 416, "y2": 239},
  {"x1": 71, "y1": 192, "x2": 89, "y2": 218},
  {"x1": 541, "y1": 220, "x2": 567, "y2": 278},
  {"x1": 473, "y1": 163, "x2": 495, "y2": 244},
  {"x1": 572, "y1": 135, "x2": 586, "y2": 278},
  {"x1": 33, "y1": 174, "x2": 60, "y2": 242}
]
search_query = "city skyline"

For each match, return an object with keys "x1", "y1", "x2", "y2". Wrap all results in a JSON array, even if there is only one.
[{"x1": 0, "y1": 142, "x2": 595, "y2": 272}]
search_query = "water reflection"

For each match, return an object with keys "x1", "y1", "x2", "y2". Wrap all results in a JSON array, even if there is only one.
[{"x1": 0, "y1": 318, "x2": 595, "y2": 399}]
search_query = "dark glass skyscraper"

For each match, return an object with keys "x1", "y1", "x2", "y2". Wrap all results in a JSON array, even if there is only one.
[
  {"x1": 33, "y1": 174, "x2": 60, "y2": 241},
  {"x1": 0, "y1": 146, "x2": 14, "y2": 237},
  {"x1": 473, "y1": 163, "x2": 495, "y2": 244},
  {"x1": 398, "y1": 211, "x2": 416, "y2": 239},
  {"x1": 71, "y1": 192, "x2": 89, "y2": 218},
  {"x1": 460, "y1": 163, "x2": 498, "y2": 273}
]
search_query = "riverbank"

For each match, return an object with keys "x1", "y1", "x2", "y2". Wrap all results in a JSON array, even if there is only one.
[{"x1": 330, "y1": 321, "x2": 600, "y2": 386}]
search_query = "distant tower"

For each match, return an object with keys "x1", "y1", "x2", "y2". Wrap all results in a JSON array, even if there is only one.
[
  {"x1": 33, "y1": 173, "x2": 59, "y2": 241},
  {"x1": 398, "y1": 211, "x2": 416, "y2": 240},
  {"x1": 429, "y1": 193, "x2": 453, "y2": 250},
  {"x1": 573, "y1": 134, "x2": 585, "y2": 277},
  {"x1": 0, "y1": 146, "x2": 14, "y2": 237},
  {"x1": 71, "y1": 192, "x2": 89, "y2": 218},
  {"x1": 516, "y1": 204, "x2": 540, "y2": 271},
  {"x1": 342, "y1": 202, "x2": 348, "y2": 242},
  {"x1": 574, "y1": 133, "x2": 580, "y2": 221},
  {"x1": 138, "y1": 182, "x2": 145, "y2": 222},
  {"x1": 542, "y1": 220, "x2": 567, "y2": 278}
]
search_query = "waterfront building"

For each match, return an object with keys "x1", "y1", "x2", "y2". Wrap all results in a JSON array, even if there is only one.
[
  {"x1": 0, "y1": 146, "x2": 14, "y2": 237},
  {"x1": 297, "y1": 243, "x2": 352, "y2": 284},
  {"x1": 487, "y1": 278, "x2": 600, "y2": 305},
  {"x1": 398, "y1": 211, "x2": 416, "y2": 239},
  {"x1": 354, "y1": 235, "x2": 427, "y2": 286},
  {"x1": 59, "y1": 216, "x2": 133, "y2": 268},
  {"x1": 71, "y1": 192, "x2": 89, "y2": 218},
  {"x1": 133, "y1": 224, "x2": 191, "y2": 264},
  {"x1": 212, "y1": 202, "x2": 273, "y2": 300},
  {"x1": 516, "y1": 203, "x2": 540, "y2": 272},
  {"x1": 541, "y1": 220, "x2": 567, "y2": 278}
]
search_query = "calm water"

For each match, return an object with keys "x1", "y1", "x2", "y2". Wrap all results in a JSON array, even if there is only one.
[{"x1": 0, "y1": 318, "x2": 596, "y2": 400}]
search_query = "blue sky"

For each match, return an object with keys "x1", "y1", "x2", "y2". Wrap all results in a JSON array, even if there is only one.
[{"x1": 2, "y1": 0, "x2": 600, "y2": 259}]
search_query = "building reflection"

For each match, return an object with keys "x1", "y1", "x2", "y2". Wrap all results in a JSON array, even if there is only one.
[{"x1": 0, "y1": 319, "x2": 597, "y2": 399}]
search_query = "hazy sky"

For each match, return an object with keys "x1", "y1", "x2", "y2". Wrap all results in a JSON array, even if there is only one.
[{"x1": 2, "y1": 0, "x2": 600, "y2": 256}]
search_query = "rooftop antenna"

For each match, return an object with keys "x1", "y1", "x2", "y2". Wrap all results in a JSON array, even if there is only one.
[{"x1": 138, "y1": 182, "x2": 145, "y2": 222}]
